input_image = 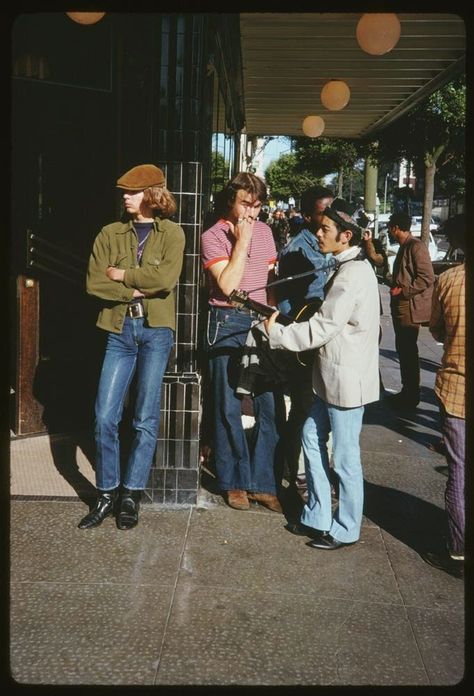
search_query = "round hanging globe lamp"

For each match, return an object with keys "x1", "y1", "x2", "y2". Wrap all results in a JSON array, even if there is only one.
[
  {"x1": 321, "y1": 80, "x2": 351, "y2": 111},
  {"x1": 356, "y1": 13, "x2": 401, "y2": 55},
  {"x1": 66, "y1": 12, "x2": 106, "y2": 25},
  {"x1": 302, "y1": 115, "x2": 325, "y2": 138}
]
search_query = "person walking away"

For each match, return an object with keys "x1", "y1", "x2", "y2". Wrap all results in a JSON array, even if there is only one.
[
  {"x1": 200, "y1": 172, "x2": 282, "y2": 513},
  {"x1": 264, "y1": 201, "x2": 380, "y2": 549},
  {"x1": 78, "y1": 164, "x2": 185, "y2": 530},
  {"x1": 386, "y1": 212, "x2": 435, "y2": 410}
]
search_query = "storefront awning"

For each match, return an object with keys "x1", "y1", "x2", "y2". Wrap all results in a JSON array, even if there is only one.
[{"x1": 240, "y1": 13, "x2": 465, "y2": 138}]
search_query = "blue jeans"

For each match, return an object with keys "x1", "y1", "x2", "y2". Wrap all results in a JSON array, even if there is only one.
[
  {"x1": 94, "y1": 318, "x2": 173, "y2": 490},
  {"x1": 206, "y1": 306, "x2": 280, "y2": 494},
  {"x1": 301, "y1": 395, "x2": 365, "y2": 543}
]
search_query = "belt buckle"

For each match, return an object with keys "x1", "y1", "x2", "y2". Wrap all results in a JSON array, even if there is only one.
[{"x1": 128, "y1": 302, "x2": 144, "y2": 318}]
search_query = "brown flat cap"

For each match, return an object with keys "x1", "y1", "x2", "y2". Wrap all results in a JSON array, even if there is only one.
[{"x1": 116, "y1": 164, "x2": 165, "y2": 190}]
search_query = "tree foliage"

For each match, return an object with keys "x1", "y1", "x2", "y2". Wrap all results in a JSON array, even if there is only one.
[
  {"x1": 368, "y1": 75, "x2": 465, "y2": 172},
  {"x1": 210, "y1": 151, "x2": 230, "y2": 195},
  {"x1": 366, "y1": 75, "x2": 465, "y2": 239},
  {"x1": 327, "y1": 163, "x2": 365, "y2": 202},
  {"x1": 292, "y1": 137, "x2": 369, "y2": 197},
  {"x1": 293, "y1": 137, "x2": 365, "y2": 179},
  {"x1": 264, "y1": 152, "x2": 323, "y2": 202}
]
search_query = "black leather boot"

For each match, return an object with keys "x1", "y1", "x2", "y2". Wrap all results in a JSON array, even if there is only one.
[
  {"x1": 116, "y1": 488, "x2": 142, "y2": 530},
  {"x1": 77, "y1": 489, "x2": 118, "y2": 529}
]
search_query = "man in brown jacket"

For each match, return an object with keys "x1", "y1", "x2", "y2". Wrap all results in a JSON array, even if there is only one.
[{"x1": 386, "y1": 212, "x2": 435, "y2": 409}]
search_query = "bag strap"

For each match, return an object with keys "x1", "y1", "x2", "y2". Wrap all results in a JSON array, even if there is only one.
[{"x1": 323, "y1": 249, "x2": 365, "y2": 297}]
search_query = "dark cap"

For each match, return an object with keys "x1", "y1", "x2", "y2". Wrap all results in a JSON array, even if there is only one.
[
  {"x1": 324, "y1": 199, "x2": 362, "y2": 236},
  {"x1": 116, "y1": 164, "x2": 165, "y2": 190}
]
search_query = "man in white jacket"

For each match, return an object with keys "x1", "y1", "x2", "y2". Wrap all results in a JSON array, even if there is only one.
[{"x1": 264, "y1": 201, "x2": 380, "y2": 549}]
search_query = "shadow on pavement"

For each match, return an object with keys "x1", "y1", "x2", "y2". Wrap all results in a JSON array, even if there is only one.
[
  {"x1": 379, "y1": 348, "x2": 441, "y2": 375},
  {"x1": 48, "y1": 431, "x2": 97, "y2": 504},
  {"x1": 364, "y1": 391, "x2": 442, "y2": 451},
  {"x1": 364, "y1": 479, "x2": 447, "y2": 555}
]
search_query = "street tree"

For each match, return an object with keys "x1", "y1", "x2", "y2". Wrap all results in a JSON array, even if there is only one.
[
  {"x1": 292, "y1": 137, "x2": 365, "y2": 198},
  {"x1": 264, "y1": 152, "x2": 322, "y2": 203},
  {"x1": 245, "y1": 136, "x2": 287, "y2": 172},
  {"x1": 368, "y1": 75, "x2": 465, "y2": 244}
]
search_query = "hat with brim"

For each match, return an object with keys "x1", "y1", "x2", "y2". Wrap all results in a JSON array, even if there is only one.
[
  {"x1": 324, "y1": 201, "x2": 362, "y2": 236},
  {"x1": 116, "y1": 164, "x2": 165, "y2": 190}
]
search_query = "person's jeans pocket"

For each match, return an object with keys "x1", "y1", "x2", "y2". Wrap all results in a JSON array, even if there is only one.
[{"x1": 205, "y1": 308, "x2": 230, "y2": 348}]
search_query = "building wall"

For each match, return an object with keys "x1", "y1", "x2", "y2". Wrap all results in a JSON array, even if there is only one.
[{"x1": 11, "y1": 12, "x2": 244, "y2": 504}]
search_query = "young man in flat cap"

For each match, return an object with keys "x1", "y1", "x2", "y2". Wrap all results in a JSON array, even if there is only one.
[
  {"x1": 78, "y1": 164, "x2": 185, "y2": 530},
  {"x1": 264, "y1": 201, "x2": 380, "y2": 550}
]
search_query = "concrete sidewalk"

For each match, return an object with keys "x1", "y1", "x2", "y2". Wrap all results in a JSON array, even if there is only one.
[{"x1": 8, "y1": 285, "x2": 465, "y2": 687}]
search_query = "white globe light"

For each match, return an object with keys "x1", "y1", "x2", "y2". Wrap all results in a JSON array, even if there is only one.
[
  {"x1": 356, "y1": 13, "x2": 401, "y2": 56},
  {"x1": 321, "y1": 80, "x2": 351, "y2": 111},
  {"x1": 66, "y1": 12, "x2": 106, "y2": 25},
  {"x1": 302, "y1": 115, "x2": 325, "y2": 138}
]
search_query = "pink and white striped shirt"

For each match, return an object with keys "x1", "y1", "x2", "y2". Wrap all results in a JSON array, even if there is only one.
[{"x1": 201, "y1": 218, "x2": 277, "y2": 307}]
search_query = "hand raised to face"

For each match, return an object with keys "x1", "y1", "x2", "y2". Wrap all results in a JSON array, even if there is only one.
[{"x1": 226, "y1": 213, "x2": 256, "y2": 242}]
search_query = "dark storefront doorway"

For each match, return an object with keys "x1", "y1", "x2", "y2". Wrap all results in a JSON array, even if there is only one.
[{"x1": 11, "y1": 13, "x2": 116, "y2": 434}]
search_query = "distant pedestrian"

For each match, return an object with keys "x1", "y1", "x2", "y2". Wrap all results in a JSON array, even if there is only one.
[
  {"x1": 386, "y1": 212, "x2": 435, "y2": 409},
  {"x1": 288, "y1": 208, "x2": 305, "y2": 237},
  {"x1": 78, "y1": 164, "x2": 185, "y2": 530},
  {"x1": 270, "y1": 208, "x2": 290, "y2": 252},
  {"x1": 426, "y1": 213, "x2": 465, "y2": 575}
]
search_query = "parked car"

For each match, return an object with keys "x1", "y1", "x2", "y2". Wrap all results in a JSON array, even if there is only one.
[
  {"x1": 368, "y1": 213, "x2": 391, "y2": 233},
  {"x1": 410, "y1": 215, "x2": 439, "y2": 234},
  {"x1": 431, "y1": 245, "x2": 464, "y2": 275}
]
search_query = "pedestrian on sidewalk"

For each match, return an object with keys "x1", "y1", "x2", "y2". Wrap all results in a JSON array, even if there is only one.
[
  {"x1": 386, "y1": 212, "x2": 435, "y2": 410},
  {"x1": 264, "y1": 200, "x2": 380, "y2": 550},
  {"x1": 426, "y1": 213, "x2": 465, "y2": 574},
  {"x1": 200, "y1": 172, "x2": 283, "y2": 513},
  {"x1": 78, "y1": 164, "x2": 185, "y2": 530},
  {"x1": 270, "y1": 208, "x2": 290, "y2": 252}
]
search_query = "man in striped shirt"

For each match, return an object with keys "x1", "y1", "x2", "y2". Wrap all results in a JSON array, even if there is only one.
[
  {"x1": 427, "y1": 213, "x2": 465, "y2": 576},
  {"x1": 201, "y1": 172, "x2": 283, "y2": 513}
]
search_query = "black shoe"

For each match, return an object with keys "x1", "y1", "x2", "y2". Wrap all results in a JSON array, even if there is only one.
[
  {"x1": 78, "y1": 489, "x2": 118, "y2": 529},
  {"x1": 420, "y1": 550, "x2": 464, "y2": 579},
  {"x1": 285, "y1": 522, "x2": 322, "y2": 540},
  {"x1": 116, "y1": 488, "x2": 142, "y2": 530},
  {"x1": 307, "y1": 532, "x2": 356, "y2": 550}
]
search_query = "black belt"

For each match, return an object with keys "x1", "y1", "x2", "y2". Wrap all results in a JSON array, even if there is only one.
[{"x1": 127, "y1": 301, "x2": 145, "y2": 318}]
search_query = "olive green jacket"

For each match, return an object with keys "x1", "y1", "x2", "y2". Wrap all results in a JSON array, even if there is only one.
[{"x1": 86, "y1": 216, "x2": 185, "y2": 333}]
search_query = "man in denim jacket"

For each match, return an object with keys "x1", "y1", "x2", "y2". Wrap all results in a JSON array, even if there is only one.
[{"x1": 275, "y1": 186, "x2": 336, "y2": 493}]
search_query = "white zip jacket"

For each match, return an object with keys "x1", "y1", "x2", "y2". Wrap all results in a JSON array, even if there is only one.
[{"x1": 268, "y1": 245, "x2": 380, "y2": 407}]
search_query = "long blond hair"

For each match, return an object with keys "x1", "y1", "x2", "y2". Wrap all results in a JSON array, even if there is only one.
[{"x1": 142, "y1": 185, "x2": 177, "y2": 218}]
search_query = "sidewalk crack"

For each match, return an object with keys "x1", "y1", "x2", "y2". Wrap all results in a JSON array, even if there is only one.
[{"x1": 152, "y1": 505, "x2": 194, "y2": 684}]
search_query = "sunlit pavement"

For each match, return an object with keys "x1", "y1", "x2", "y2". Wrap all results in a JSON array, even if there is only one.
[{"x1": 8, "y1": 284, "x2": 465, "y2": 687}]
